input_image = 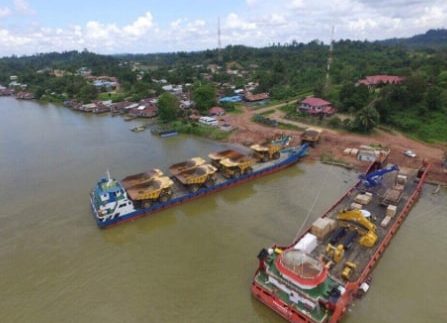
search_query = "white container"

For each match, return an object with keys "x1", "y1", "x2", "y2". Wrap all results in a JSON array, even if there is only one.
[{"x1": 293, "y1": 233, "x2": 318, "y2": 254}]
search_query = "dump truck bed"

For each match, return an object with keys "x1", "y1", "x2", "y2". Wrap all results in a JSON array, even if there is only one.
[
  {"x1": 169, "y1": 157, "x2": 206, "y2": 176},
  {"x1": 126, "y1": 179, "x2": 166, "y2": 200},
  {"x1": 208, "y1": 149, "x2": 244, "y2": 161},
  {"x1": 175, "y1": 164, "x2": 216, "y2": 185},
  {"x1": 121, "y1": 169, "x2": 163, "y2": 189},
  {"x1": 220, "y1": 154, "x2": 255, "y2": 167}
]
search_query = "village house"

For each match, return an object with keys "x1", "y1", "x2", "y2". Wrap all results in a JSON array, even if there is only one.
[
  {"x1": 208, "y1": 106, "x2": 225, "y2": 117},
  {"x1": 76, "y1": 67, "x2": 92, "y2": 77},
  {"x1": 357, "y1": 75, "x2": 405, "y2": 89},
  {"x1": 87, "y1": 76, "x2": 120, "y2": 91},
  {"x1": 129, "y1": 99, "x2": 158, "y2": 118},
  {"x1": 298, "y1": 97, "x2": 336, "y2": 116},
  {"x1": 162, "y1": 84, "x2": 183, "y2": 96},
  {"x1": 111, "y1": 101, "x2": 139, "y2": 114},
  {"x1": 244, "y1": 91, "x2": 270, "y2": 102}
]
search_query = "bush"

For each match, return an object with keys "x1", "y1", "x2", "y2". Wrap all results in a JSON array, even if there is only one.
[{"x1": 327, "y1": 116, "x2": 342, "y2": 129}]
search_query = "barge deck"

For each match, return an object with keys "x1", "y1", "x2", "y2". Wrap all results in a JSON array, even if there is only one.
[{"x1": 251, "y1": 160, "x2": 430, "y2": 322}]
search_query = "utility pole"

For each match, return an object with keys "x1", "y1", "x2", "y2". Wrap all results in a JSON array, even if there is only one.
[
  {"x1": 218, "y1": 17, "x2": 223, "y2": 64},
  {"x1": 325, "y1": 25, "x2": 335, "y2": 93}
]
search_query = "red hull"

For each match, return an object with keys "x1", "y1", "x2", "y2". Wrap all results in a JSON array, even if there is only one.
[{"x1": 251, "y1": 163, "x2": 431, "y2": 323}]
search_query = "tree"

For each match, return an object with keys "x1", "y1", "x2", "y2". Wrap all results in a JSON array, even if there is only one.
[
  {"x1": 339, "y1": 83, "x2": 370, "y2": 112},
  {"x1": 353, "y1": 106, "x2": 380, "y2": 133},
  {"x1": 425, "y1": 86, "x2": 443, "y2": 111},
  {"x1": 158, "y1": 92, "x2": 179, "y2": 122},
  {"x1": 192, "y1": 83, "x2": 216, "y2": 113},
  {"x1": 78, "y1": 84, "x2": 97, "y2": 103}
]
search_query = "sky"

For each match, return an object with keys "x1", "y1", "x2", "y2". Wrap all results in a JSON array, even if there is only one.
[{"x1": 0, "y1": 0, "x2": 446, "y2": 56}]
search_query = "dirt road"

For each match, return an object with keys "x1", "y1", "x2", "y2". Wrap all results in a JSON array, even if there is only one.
[{"x1": 222, "y1": 103, "x2": 447, "y2": 183}]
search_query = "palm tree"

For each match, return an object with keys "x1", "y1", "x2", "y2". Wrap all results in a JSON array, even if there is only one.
[{"x1": 355, "y1": 106, "x2": 380, "y2": 133}]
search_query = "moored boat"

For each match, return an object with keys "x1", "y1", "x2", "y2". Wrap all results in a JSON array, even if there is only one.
[{"x1": 90, "y1": 140, "x2": 309, "y2": 228}]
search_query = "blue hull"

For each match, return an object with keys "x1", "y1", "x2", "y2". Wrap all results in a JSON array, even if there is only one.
[{"x1": 91, "y1": 145, "x2": 308, "y2": 228}]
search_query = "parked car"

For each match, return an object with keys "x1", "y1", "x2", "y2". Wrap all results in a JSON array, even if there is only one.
[{"x1": 404, "y1": 150, "x2": 416, "y2": 158}]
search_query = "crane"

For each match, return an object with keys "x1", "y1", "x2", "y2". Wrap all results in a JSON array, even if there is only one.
[{"x1": 359, "y1": 165, "x2": 399, "y2": 187}]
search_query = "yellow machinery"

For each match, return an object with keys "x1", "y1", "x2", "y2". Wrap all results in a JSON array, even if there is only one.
[
  {"x1": 337, "y1": 209, "x2": 378, "y2": 248},
  {"x1": 301, "y1": 127, "x2": 322, "y2": 147},
  {"x1": 175, "y1": 164, "x2": 218, "y2": 192},
  {"x1": 250, "y1": 143, "x2": 281, "y2": 162},
  {"x1": 126, "y1": 176, "x2": 174, "y2": 207},
  {"x1": 326, "y1": 244, "x2": 345, "y2": 264},
  {"x1": 169, "y1": 157, "x2": 206, "y2": 176},
  {"x1": 121, "y1": 169, "x2": 164, "y2": 189},
  {"x1": 208, "y1": 150, "x2": 243, "y2": 169},
  {"x1": 219, "y1": 155, "x2": 256, "y2": 178},
  {"x1": 341, "y1": 261, "x2": 357, "y2": 280}
]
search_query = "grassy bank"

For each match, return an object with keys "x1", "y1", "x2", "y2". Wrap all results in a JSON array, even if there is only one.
[{"x1": 169, "y1": 121, "x2": 231, "y2": 141}]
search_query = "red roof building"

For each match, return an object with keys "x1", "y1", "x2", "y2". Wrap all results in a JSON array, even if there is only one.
[
  {"x1": 129, "y1": 102, "x2": 158, "y2": 118},
  {"x1": 208, "y1": 106, "x2": 225, "y2": 116},
  {"x1": 298, "y1": 97, "x2": 335, "y2": 116},
  {"x1": 244, "y1": 91, "x2": 270, "y2": 102},
  {"x1": 357, "y1": 75, "x2": 405, "y2": 88}
]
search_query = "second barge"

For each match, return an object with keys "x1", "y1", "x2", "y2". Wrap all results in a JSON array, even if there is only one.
[{"x1": 251, "y1": 158, "x2": 430, "y2": 322}]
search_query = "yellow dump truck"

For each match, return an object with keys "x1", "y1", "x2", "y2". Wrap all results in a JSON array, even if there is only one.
[
  {"x1": 208, "y1": 150, "x2": 244, "y2": 169},
  {"x1": 126, "y1": 176, "x2": 174, "y2": 208},
  {"x1": 250, "y1": 143, "x2": 281, "y2": 162},
  {"x1": 219, "y1": 154, "x2": 256, "y2": 178},
  {"x1": 174, "y1": 164, "x2": 218, "y2": 192},
  {"x1": 301, "y1": 127, "x2": 322, "y2": 147},
  {"x1": 121, "y1": 169, "x2": 164, "y2": 189},
  {"x1": 169, "y1": 157, "x2": 206, "y2": 176}
]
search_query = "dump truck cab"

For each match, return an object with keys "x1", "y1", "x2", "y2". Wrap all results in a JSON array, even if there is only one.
[
  {"x1": 301, "y1": 127, "x2": 322, "y2": 147},
  {"x1": 126, "y1": 175, "x2": 174, "y2": 208},
  {"x1": 174, "y1": 164, "x2": 218, "y2": 192},
  {"x1": 208, "y1": 150, "x2": 242, "y2": 169},
  {"x1": 250, "y1": 143, "x2": 281, "y2": 162},
  {"x1": 219, "y1": 154, "x2": 255, "y2": 178}
]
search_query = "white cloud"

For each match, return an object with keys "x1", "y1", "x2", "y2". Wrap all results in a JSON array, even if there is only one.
[
  {"x1": 123, "y1": 11, "x2": 154, "y2": 37},
  {"x1": 0, "y1": 7, "x2": 11, "y2": 17},
  {"x1": 0, "y1": 1, "x2": 446, "y2": 56},
  {"x1": 13, "y1": 0, "x2": 34, "y2": 15},
  {"x1": 225, "y1": 13, "x2": 257, "y2": 30}
]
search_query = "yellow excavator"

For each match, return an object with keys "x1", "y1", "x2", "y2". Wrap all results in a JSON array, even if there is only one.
[{"x1": 337, "y1": 209, "x2": 378, "y2": 248}]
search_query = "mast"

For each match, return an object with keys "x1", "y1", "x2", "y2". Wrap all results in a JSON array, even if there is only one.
[
  {"x1": 325, "y1": 25, "x2": 335, "y2": 92},
  {"x1": 218, "y1": 17, "x2": 223, "y2": 64}
]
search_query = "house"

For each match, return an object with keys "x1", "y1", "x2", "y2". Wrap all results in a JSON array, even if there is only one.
[
  {"x1": 244, "y1": 91, "x2": 269, "y2": 102},
  {"x1": 129, "y1": 100, "x2": 158, "y2": 118},
  {"x1": 209, "y1": 107, "x2": 225, "y2": 116},
  {"x1": 77, "y1": 67, "x2": 92, "y2": 77},
  {"x1": 162, "y1": 84, "x2": 183, "y2": 95},
  {"x1": 219, "y1": 95, "x2": 243, "y2": 104},
  {"x1": 92, "y1": 100, "x2": 112, "y2": 114},
  {"x1": 110, "y1": 101, "x2": 137, "y2": 114},
  {"x1": 299, "y1": 97, "x2": 336, "y2": 116},
  {"x1": 180, "y1": 99, "x2": 193, "y2": 109},
  {"x1": 357, "y1": 75, "x2": 404, "y2": 88}
]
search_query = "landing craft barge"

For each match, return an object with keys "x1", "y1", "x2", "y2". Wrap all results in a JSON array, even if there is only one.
[
  {"x1": 251, "y1": 159, "x2": 430, "y2": 323},
  {"x1": 90, "y1": 141, "x2": 309, "y2": 228}
]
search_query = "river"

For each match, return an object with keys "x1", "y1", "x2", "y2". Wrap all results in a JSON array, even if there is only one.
[{"x1": 0, "y1": 97, "x2": 445, "y2": 323}]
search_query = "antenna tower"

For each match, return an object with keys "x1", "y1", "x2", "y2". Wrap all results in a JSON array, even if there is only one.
[
  {"x1": 325, "y1": 26, "x2": 335, "y2": 91},
  {"x1": 218, "y1": 17, "x2": 223, "y2": 63}
]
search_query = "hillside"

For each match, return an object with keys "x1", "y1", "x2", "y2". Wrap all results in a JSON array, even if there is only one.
[{"x1": 379, "y1": 29, "x2": 447, "y2": 49}]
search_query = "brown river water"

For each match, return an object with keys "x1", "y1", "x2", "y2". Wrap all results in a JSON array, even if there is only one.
[{"x1": 0, "y1": 97, "x2": 446, "y2": 323}]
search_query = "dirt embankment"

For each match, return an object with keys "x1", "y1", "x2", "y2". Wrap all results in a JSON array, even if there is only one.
[{"x1": 222, "y1": 105, "x2": 447, "y2": 184}]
